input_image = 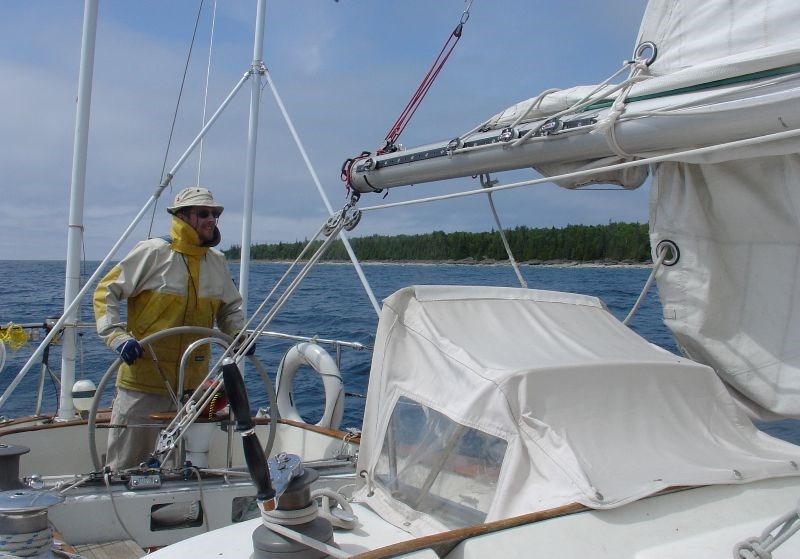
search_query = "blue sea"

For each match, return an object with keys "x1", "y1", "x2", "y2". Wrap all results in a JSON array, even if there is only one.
[{"x1": 2, "y1": 260, "x2": 799, "y2": 444}]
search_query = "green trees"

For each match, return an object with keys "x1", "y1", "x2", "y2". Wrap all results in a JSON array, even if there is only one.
[{"x1": 224, "y1": 222, "x2": 651, "y2": 263}]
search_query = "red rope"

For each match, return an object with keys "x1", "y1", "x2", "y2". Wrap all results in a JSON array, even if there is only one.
[{"x1": 379, "y1": 21, "x2": 465, "y2": 154}]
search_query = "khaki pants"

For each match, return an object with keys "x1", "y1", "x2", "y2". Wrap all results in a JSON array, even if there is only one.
[{"x1": 106, "y1": 387, "x2": 176, "y2": 471}]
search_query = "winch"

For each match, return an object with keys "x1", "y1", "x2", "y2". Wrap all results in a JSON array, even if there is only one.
[{"x1": 0, "y1": 444, "x2": 65, "y2": 557}]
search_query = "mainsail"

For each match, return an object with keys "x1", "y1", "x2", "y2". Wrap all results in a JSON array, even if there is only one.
[{"x1": 344, "y1": 0, "x2": 800, "y2": 418}]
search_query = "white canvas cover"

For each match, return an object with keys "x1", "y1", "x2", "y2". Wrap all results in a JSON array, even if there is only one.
[
  {"x1": 639, "y1": 0, "x2": 800, "y2": 417},
  {"x1": 650, "y1": 156, "x2": 800, "y2": 418},
  {"x1": 354, "y1": 286, "x2": 800, "y2": 536}
]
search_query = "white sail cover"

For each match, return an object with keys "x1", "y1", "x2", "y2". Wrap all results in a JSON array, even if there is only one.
[
  {"x1": 639, "y1": 0, "x2": 800, "y2": 417},
  {"x1": 489, "y1": 0, "x2": 800, "y2": 129},
  {"x1": 355, "y1": 286, "x2": 800, "y2": 536}
]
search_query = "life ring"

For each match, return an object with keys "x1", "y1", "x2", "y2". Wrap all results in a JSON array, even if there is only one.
[{"x1": 275, "y1": 342, "x2": 344, "y2": 430}]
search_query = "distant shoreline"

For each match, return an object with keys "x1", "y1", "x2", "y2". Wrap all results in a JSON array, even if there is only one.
[
  {"x1": 236, "y1": 259, "x2": 652, "y2": 269},
  {"x1": 0, "y1": 259, "x2": 651, "y2": 268},
  {"x1": 228, "y1": 223, "x2": 652, "y2": 265}
]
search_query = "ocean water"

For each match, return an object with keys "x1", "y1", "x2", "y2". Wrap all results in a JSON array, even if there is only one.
[{"x1": 1, "y1": 260, "x2": 798, "y2": 443}]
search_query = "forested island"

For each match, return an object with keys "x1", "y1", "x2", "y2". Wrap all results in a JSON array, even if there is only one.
[{"x1": 224, "y1": 222, "x2": 651, "y2": 264}]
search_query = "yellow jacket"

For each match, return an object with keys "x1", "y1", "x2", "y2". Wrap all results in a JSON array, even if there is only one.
[{"x1": 93, "y1": 217, "x2": 244, "y2": 395}]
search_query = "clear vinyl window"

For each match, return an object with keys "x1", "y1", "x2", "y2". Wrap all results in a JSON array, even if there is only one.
[{"x1": 375, "y1": 396, "x2": 507, "y2": 529}]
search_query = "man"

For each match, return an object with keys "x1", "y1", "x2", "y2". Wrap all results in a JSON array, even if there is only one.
[{"x1": 94, "y1": 187, "x2": 245, "y2": 470}]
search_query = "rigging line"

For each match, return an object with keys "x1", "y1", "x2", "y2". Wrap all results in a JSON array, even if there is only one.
[
  {"x1": 616, "y1": 74, "x2": 800, "y2": 120},
  {"x1": 246, "y1": 226, "x2": 346, "y2": 346},
  {"x1": 512, "y1": 67, "x2": 636, "y2": 147},
  {"x1": 463, "y1": 64, "x2": 628, "y2": 145},
  {"x1": 485, "y1": 188, "x2": 527, "y2": 288},
  {"x1": 386, "y1": 33, "x2": 458, "y2": 145},
  {"x1": 190, "y1": 465, "x2": 211, "y2": 532},
  {"x1": 623, "y1": 245, "x2": 668, "y2": 326},
  {"x1": 149, "y1": 0, "x2": 207, "y2": 239},
  {"x1": 263, "y1": 71, "x2": 381, "y2": 315},
  {"x1": 160, "y1": 0, "x2": 206, "y2": 183},
  {"x1": 380, "y1": 0, "x2": 473, "y2": 153},
  {"x1": 576, "y1": 188, "x2": 635, "y2": 191},
  {"x1": 159, "y1": 222, "x2": 344, "y2": 449},
  {"x1": 462, "y1": 81, "x2": 619, "y2": 153},
  {"x1": 197, "y1": 0, "x2": 219, "y2": 185},
  {"x1": 235, "y1": 221, "x2": 329, "y2": 347},
  {"x1": 458, "y1": 90, "x2": 560, "y2": 141},
  {"x1": 507, "y1": 88, "x2": 562, "y2": 131},
  {"x1": 159, "y1": 219, "x2": 332, "y2": 442},
  {"x1": 104, "y1": 472, "x2": 137, "y2": 543},
  {"x1": 358, "y1": 126, "x2": 800, "y2": 212},
  {"x1": 224, "y1": 221, "x2": 352, "y2": 371},
  {"x1": 169, "y1": 352, "x2": 225, "y2": 440},
  {"x1": 584, "y1": 63, "x2": 800, "y2": 112},
  {"x1": 480, "y1": 174, "x2": 526, "y2": 287}
]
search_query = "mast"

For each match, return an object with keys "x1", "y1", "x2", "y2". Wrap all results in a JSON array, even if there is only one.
[
  {"x1": 59, "y1": 0, "x2": 99, "y2": 420},
  {"x1": 239, "y1": 0, "x2": 267, "y2": 317}
]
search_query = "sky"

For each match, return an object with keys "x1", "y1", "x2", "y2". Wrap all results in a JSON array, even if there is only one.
[{"x1": 0, "y1": 0, "x2": 650, "y2": 261}]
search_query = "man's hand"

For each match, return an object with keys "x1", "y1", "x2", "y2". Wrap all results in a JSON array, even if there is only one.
[{"x1": 116, "y1": 339, "x2": 144, "y2": 365}]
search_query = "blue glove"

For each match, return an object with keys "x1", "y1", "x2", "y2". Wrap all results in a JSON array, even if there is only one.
[
  {"x1": 116, "y1": 339, "x2": 144, "y2": 365},
  {"x1": 236, "y1": 339, "x2": 256, "y2": 356},
  {"x1": 233, "y1": 333, "x2": 256, "y2": 356}
]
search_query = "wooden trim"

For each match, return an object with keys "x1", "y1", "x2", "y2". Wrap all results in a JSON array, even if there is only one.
[
  {"x1": 52, "y1": 529, "x2": 80, "y2": 556},
  {"x1": 0, "y1": 413, "x2": 359, "y2": 444},
  {"x1": 148, "y1": 411, "x2": 226, "y2": 423},
  {"x1": 353, "y1": 503, "x2": 589, "y2": 559},
  {"x1": 0, "y1": 413, "x2": 52, "y2": 427},
  {"x1": 0, "y1": 414, "x2": 53, "y2": 433},
  {"x1": 0, "y1": 412, "x2": 112, "y2": 436},
  {"x1": 114, "y1": 411, "x2": 361, "y2": 443},
  {"x1": 273, "y1": 418, "x2": 361, "y2": 443},
  {"x1": 352, "y1": 485, "x2": 698, "y2": 558}
]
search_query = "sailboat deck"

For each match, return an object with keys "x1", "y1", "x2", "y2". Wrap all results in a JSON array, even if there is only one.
[{"x1": 73, "y1": 540, "x2": 146, "y2": 559}]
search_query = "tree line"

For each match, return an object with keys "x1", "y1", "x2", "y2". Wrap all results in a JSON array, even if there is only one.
[{"x1": 224, "y1": 222, "x2": 651, "y2": 263}]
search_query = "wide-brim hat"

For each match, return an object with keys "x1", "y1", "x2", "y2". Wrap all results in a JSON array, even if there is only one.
[{"x1": 167, "y1": 187, "x2": 225, "y2": 215}]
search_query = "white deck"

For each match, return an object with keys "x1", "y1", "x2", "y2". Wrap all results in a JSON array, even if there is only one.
[
  {"x1": 147, "y1": 502, "x2": 415, "y2": 558},
  {"x1": 451, "y1": 477, "x2": 800, "y2": 558},
  {"x1": 148, "y1": 476, "x2": 800, "y2": 558},
  {"x1": 73, "y1": 540, "x2": 146, "y2": 559}
]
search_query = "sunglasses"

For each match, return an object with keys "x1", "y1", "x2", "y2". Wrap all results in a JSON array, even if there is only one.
[{"x1": 192, "y1": 208, "x2": 221, "y2": 219}]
